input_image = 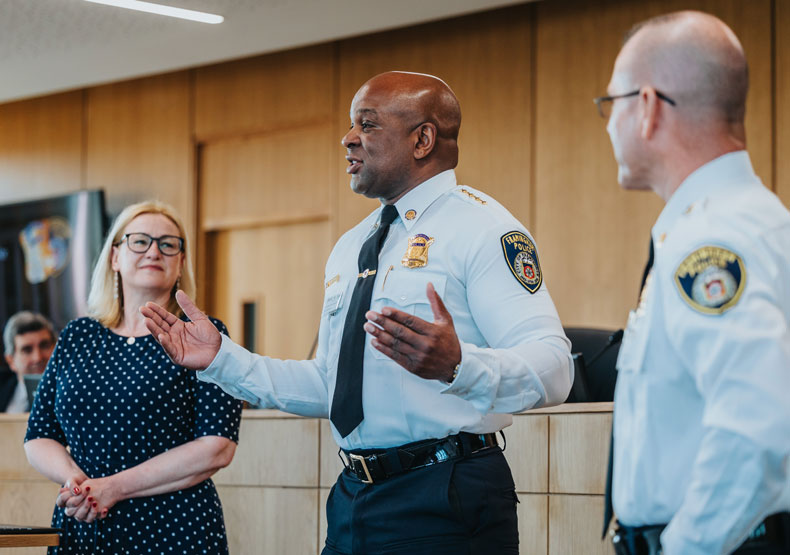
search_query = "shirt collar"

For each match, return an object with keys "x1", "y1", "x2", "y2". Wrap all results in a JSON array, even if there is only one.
[
  {"x1": 653, "y1": 150, "x2": 758, "y2": 242},
  {"x1": 389, "y1": 169, "x2": 457, "y2": 231}
]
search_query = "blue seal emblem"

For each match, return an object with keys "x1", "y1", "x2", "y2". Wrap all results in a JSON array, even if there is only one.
[
  {"x1": 674, "y1": 246, "x2": 745, "y2": 314},
  {"x1": 501, "y1": 231, "x2": 542, "y2": 293}
]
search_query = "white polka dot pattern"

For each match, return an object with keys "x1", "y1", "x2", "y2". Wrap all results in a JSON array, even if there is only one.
[{"x1": 25, "y1": 317, "x2": 243, "y2": 554}]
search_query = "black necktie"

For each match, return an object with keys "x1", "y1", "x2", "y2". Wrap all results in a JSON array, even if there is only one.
[
  {"x1": 602, "y1": 238, "x2": 654, "y2": 538},
  {"x1": 330, "y1": 204, "x2": 399, "y2": 438}
]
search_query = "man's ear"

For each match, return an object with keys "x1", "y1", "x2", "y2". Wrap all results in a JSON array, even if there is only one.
[
  {"x1": 414, "y1": 123, "x2": 437, "y2": 160},
  {"x1": 640, "y1": 87, "x2": 660, "y2": 140},
  {"x1": 5, "y1": 353, "x2": 15, "y2": 371}
]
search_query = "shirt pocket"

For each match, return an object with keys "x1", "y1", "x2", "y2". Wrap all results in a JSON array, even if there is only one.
[{"x1": 369, "y1": 271, "x2": 448, "y2": 359}]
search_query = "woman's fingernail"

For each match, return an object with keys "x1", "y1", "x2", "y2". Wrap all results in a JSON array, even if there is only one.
[
  {"x1": 87, "y1": 497, "x2": 94, "y2": 502},
  {"x1": 73, "y1": 487, "x2": 80, "y2": 495},
  {"x1": 92, "y1": 502, "x2": 98, "y2": 508},
  {"x1": 85, "y1": 486, "x2": 91, "y2": 492}
]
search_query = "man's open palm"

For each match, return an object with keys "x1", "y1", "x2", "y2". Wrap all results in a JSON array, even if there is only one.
[{"x1": 140, "y1": 290, "x2": 221, "y2": 370}]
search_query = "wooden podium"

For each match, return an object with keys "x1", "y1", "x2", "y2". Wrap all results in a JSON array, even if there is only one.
[{"x1": 0, "y1": 404, "x2": 612, "y2": 554}]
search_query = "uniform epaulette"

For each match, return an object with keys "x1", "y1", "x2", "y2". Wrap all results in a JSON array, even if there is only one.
[{"x1": 453, "y1": 187, "x2": 488, "y2": 205}]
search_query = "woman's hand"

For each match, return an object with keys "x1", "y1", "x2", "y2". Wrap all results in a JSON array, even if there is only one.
[
  {"x1": 56, "y1": 474, "x2": 103, "y2": 522},
  {"x1": 55, "y1": 474, "x2": 88, "y2": 509},
  {"x1": 76, "y1": 476, "x2": 121, "y2": 516}
]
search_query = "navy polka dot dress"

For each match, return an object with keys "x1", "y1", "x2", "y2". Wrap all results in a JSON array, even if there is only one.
[{"x1": 25, "y1": 317, "x2": 243, "y2": 554}]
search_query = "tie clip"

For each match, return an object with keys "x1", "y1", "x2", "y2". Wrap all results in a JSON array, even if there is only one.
[{"x1": 358, "y1": 269, "x2": 376, "y2": 279}]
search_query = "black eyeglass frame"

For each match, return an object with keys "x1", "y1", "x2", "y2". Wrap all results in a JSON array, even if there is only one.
[
  {"x1": 114, "y1": 233, "x2": 185, "y2": 256},
  {"x1": 593, "y1": 89, "x2": 677, "y2": 119}
]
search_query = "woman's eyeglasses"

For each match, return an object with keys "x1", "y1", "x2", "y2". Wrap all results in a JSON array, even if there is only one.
[{"x1": 115, "y1": 233, "x2": 184, "y2": 256}]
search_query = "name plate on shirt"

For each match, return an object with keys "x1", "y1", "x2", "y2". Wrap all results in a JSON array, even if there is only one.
[{"x1": 323, "y1": 289, "x2": 344, "y2": 316}]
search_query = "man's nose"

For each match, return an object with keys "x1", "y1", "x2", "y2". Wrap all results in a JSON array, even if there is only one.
[{"x1": 341, "y1": 128, "x2": 359, "y2": 148}]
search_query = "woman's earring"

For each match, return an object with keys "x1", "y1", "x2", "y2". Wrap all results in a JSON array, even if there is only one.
[
  {"x1": 113, "y1": 271, "x2": 119, "y2": 300},
  {"x1": 174, "y1": 276, "x2": 181, "y2": 293}
]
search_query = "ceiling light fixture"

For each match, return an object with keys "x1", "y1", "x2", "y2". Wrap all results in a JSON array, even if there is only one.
[{"x1": 84, "y1": 0, "x2": 224, "y2": 24}]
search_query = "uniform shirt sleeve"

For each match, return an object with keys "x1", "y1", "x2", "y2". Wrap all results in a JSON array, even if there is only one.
[
  {"x1": 197, "y1": 316, "x2": 330, "y2": 418},
  {"x1": 24, "y1": 322, "x2": 70, "y2": 445},
  {"x1": 442, "y1": 221, "x2": 573, "y2": 412},
  {"x1": 661, "y1": 428, "x2": 787, "y2": 555},
  {"x1": 192, "y1": 319, "x2": 243, "y2": 442},
  {"x1": 661, "y1": 233, "x2": 790, "y2": 554}
]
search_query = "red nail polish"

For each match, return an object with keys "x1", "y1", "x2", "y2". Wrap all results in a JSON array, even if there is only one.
[
  {"x1": 92, "y1": 502, "x2": 98, "y2": 508},
  {"x1": 85, "y1": 486, "x2": 91, "y2": 492},
  {"x1": 87, "y1": 497, "x2": 94, "y2": 502},
  {"x1": 73, "y1": 487, "x2": 80, "y2": 495}
]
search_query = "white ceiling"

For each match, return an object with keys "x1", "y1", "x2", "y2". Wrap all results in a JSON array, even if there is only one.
[{"x1": 0, "y1": 0, "x2": 531, "y2": 104}]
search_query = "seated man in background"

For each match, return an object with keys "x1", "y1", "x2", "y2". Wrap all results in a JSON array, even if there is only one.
[{"x1": 1, "y1": 311, "x2": 56, "y2": 412}]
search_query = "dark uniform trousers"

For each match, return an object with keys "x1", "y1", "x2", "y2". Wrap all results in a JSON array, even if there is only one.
[{"x1": 322, "y1": 447, "x2": 519, "y2": 555}]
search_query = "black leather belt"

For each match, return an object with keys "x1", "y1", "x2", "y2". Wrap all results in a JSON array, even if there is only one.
[
  {"x1": 612, "y1": 512, "x2": 790, "y2": 555},
  {"x1": 340, "y1": 432, "x2": 499, "y2": 484}
]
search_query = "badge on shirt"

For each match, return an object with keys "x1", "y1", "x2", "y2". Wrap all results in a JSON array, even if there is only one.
[
  {"x1": 501, "y1": 231, "x2": 542, "y2": 293},
  {"x1": 401, "y1": 234, "x2": 434, "y2": 268},
  {"x1": 674, "y1": 246, "x2": 745, "y2": 314}
]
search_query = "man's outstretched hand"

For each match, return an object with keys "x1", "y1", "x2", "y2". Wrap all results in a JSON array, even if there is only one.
[{"x1": 140, "y1": 290, "x2": 221, "y2": 370}]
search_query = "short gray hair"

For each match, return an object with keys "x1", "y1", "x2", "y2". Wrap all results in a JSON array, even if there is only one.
[{"x1": 3, "y1": 311, "x2": 56, "y2": 356}]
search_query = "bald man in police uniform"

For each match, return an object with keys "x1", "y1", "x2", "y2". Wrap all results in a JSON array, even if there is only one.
[
  {"x1": 143, "y1": 71, "x2": 572, "y2": 554},
  {"x1": 598, "y1": 11, "x2": 790, "y2": 555}
]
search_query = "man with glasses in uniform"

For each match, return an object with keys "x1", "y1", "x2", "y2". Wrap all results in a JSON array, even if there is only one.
[{"x1": 596, "y1": 10, "x2": 790, "y2": 555}]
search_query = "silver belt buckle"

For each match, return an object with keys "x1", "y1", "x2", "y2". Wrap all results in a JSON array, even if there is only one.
[{"x1": 348, "y1": 453, "x2": 373, "y2": 484}]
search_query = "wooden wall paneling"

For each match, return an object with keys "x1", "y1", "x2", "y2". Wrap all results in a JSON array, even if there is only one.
[
  {"x1": 534, "y1": 0, "x2": 772, "y2": 329},
  {"x1": 319, "y1": 488, "x2": 329, "y2": 555},
  {"x1": 518, "y1": 494, "x2": 549, "y2": 555},
  {"x1": 548, "y1": 494, "x2": 610, "y2": 555},
  {"x1": 335, "y1": 4, "x2": 534, "y2": 238},
  {"x1": 0, "y1": 419, "x2": 44, "y2": 481},
  {"x1": 0, "y1": 481, "x2": 59, "y2": 528},
  {"x1": 200, "y1": 125, "x2": 333, "y2": 229},
  {"x1": 194, "y1": 45, "x2": 335, "y2": 140},
  {"x1": 207, "y1": 220, "x2": 331, "y2": 360},
  {"x1": 214, "y1": 417, "x2": 319, "y2": 487},
  {"x1": 505, "y1": 414, "x2": 549, "y2": 493},
  {"x1": 85, "y1": 72, "x2": 194, "y2": 233},
  {"x1": 218, "y1": 485, "x2": 319, "y2": 555},
  {"x1": 777, "y1": 0, "x2": 790, "y2": 206},
  {"x1": 0, "y1": 92, "x2": 83, "y2": 205},
  {"x1": 549, "y1": 412, "x2": 611, "y2": 494}
]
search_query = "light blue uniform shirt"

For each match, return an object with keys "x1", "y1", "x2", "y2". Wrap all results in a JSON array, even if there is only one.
[
  {"x1": 613, "y1": 151, "x2": 790, "y2": 554},
  {"x1": 198, "y1": 169, "x2": 572, "y2": 450}
]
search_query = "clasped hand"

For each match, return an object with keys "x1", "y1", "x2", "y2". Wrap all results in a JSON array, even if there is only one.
[
  {"x1": 364, "y1": 282, "x2": 461, "y2": 382},
  {"x1": 56, "y1": 475, "x2": 113, "y2": 523}
]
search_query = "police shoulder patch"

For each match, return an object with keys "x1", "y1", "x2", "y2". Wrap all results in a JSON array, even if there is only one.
[
  {"x1": 674, "y1": 245, "x2": 746, "y2": 314},
  {"x1": 501, "y1": 231, "x2": 542, "y2": 293}
]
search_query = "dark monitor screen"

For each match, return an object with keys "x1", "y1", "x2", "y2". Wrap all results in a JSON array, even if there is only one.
[{"x1": 0, "y1": 190, "x2": 107, "y2": 334}]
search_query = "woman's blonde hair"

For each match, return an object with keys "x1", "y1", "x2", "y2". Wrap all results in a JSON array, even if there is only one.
[{"x1": 87, "y1": 200, "x2": 196, "y2": 328}]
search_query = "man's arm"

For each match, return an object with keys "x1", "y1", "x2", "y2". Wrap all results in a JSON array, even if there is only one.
[
  {"x1": 142, "y1": 290, "x2": 331, "y2": 417},
  {"x1": 661, "y1": 429, "x2": 787, "y2": 554},
  {"x1": 661, "y1": 241, "x2": 790, "y2": 554}
]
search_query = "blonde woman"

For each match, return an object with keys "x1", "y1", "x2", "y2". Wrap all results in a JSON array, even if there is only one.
[{"x1": 24, "y1": 201, "x2": 242, "y2": 554}]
